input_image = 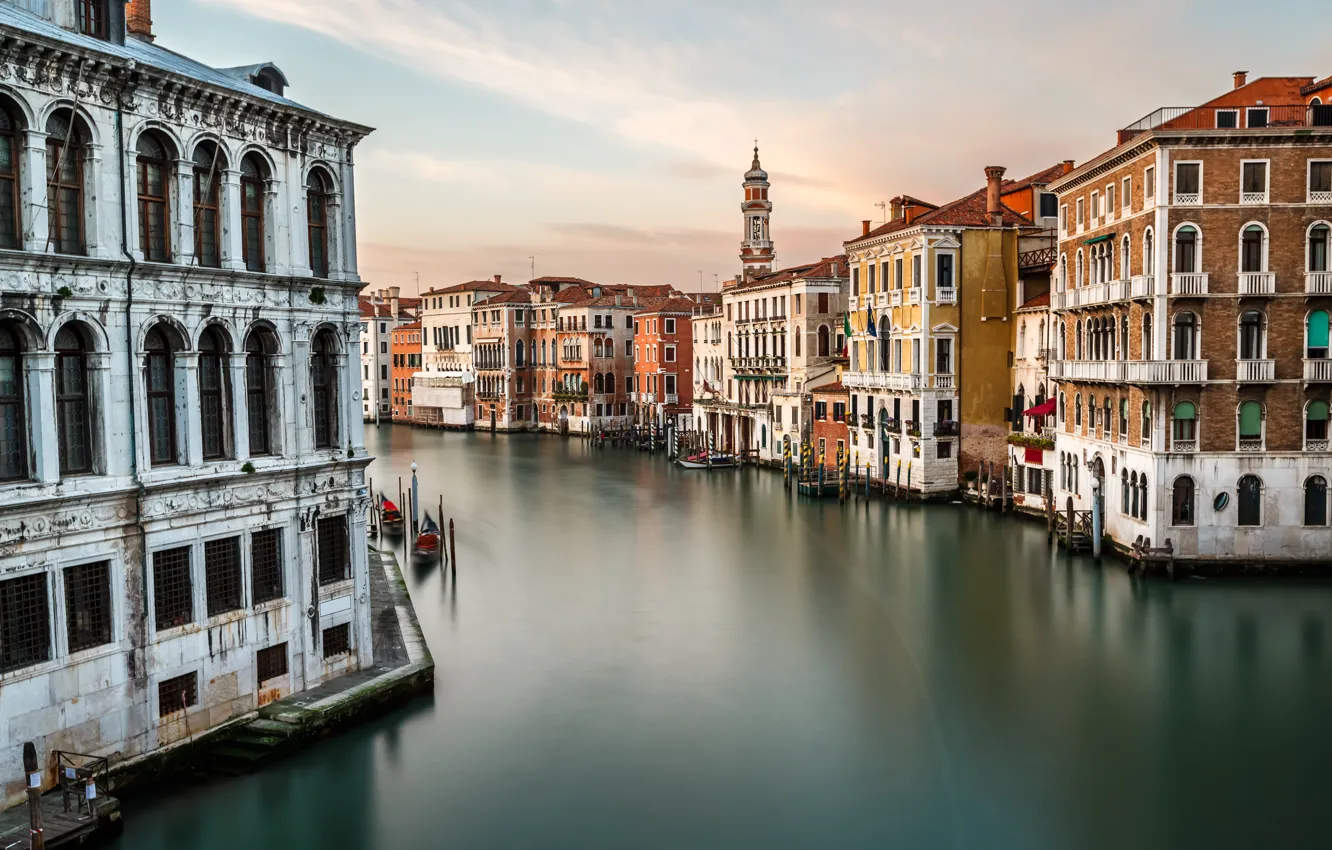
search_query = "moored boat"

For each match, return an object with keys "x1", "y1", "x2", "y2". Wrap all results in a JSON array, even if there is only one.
[
  {"x1": 381, "y1": 498, "x2": 403, "y2": 525},
  {"x1": 676, "y1": 452, "x2": 737, "y2": 470},
  {"x1": 415, "y1": 512, "x2": 441, "y2": 553}
]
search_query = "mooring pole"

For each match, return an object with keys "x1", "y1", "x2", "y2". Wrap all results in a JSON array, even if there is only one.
[
  {"x1": 449, "y1": 518, "x2": 457, "y2": 575},
  {"x1": 405, "y1": 489, "x2": 412, "y2": 565},
  {"x1": 24, "y1": 742, "x2": 44, "y2": 850},
  {"x1": 1092, "y1": 480, "x2": 1103, "y2": 560},
  {"x1": 410, "y1": 461, "x2": 420, "y2": 537},
  {"x1": 439, "y1": 495, "x2": 445, "y2": 569}
]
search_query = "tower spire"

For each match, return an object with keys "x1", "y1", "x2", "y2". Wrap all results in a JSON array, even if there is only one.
[{"x1": 740, "y1": 142, "x2": 773, "y2": 280}]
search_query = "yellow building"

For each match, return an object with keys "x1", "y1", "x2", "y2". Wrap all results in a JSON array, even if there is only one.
[{"x1": 842, "y1": 164, "x2": 1064, "y2": 495}]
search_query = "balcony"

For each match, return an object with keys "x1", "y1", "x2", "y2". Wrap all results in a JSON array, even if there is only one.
[
  {"x1": 665, "y1": 393, "x2": 679, "y2": 404},
  {"x1": 1050, "y1": 359, "x2": 1208, "y2": 384},
  {"x1": 1130, "y1": 275, "x2": 1153, "y2": 299},
  {"x1": 907, "y1": 288, "x2": 921, "y2": 305},
  {"x1": 1238, "y1": 272, "x2": 1276, "y2": 295},
  {"x1": 1170, "y1": 273, "x2": 1208, "y2": 296},
  {"x1": 890, "y1": 291, "x2": 902, "y2": 307},
  {"x1": 1235, "y1": 359, "x2": 1275, "y2": 383},
  {"x1": 1312, "y1": 189, "x2": 1332, "y2": 204},
  {"x1": 1238, "y1": 438, "x2": 1264, "y2": 452},
  {"x1": 1051, "y1": 280, "x2": 1130, "y2": 310},
  {"x1": 1306, "y1": 272, "x2": 1332, "y2": 295},
  {"x1": 1240, "y1": 190, "x2": 1268, "y2": 205},
  {"x1": 1049, "y1": 360, "x2": 1126, "y2": 382},
  {"x1": 936, "y1": 286, "x2": 957, "y2": 305},
  {"x1": 1173, "y1": 192, "x2": 1200, "y2": 205},
  {"x1": 934, "y1": 420, "x2": 959, "y2": 437},
  {"x1": 1307, "y1": 438, "x2": 1330, "y2": 452},
  {"x1": 1170, "y1": 439, "x2": 1198, "y2": 454},
  {"x1": 1306, "y1": 358, "x2": 1332, "y2": 383},
  {"x1": 933, "y1": 373, "x2": 954, "y2": 389},
  {"x1": 1118, "y1": 104, "x2": 1331, "y2": 144}
]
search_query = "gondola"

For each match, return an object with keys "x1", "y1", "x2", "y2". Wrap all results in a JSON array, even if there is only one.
[
  {"x1": 380, "y1": 498, "x2": 403, "y2": 525},
  {"x1": 676, "y1": 452, "x2": 737, "y2": 470},
  {"x1": 415, "y1": 512, "x2": 441, "y2": 553}
]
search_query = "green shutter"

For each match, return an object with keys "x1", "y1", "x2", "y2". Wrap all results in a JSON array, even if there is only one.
[
  {"x1": 1310, "y1": 311, "x2": 1330, "y2": 348},
  {"x1": 1310, "y1": 401, "x2": 1330, "y2": 422},
  {"x1": 1239, "y1": 401, "x2": 1262, "y2": 437},
  {"x1": 1173, "y1": 401, "x2": 1195, "y2": 420}
]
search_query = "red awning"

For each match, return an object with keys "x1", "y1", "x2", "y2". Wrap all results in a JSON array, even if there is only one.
[{"x1": 1023, "y1": 398, "x2": 1057, "y2": 417}]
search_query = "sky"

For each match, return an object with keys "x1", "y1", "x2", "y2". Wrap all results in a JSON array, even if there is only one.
[{"x1": 154, "y1": 0, "x2": 1328, "y2": 294}]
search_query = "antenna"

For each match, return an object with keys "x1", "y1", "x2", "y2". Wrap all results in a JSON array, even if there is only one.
[
  {"x1": 875, "y1": 201, "x2": 887, "y2": 225},
  {"x1": 415, "y1": 270, "x2": 420, "y2": 296},
  {"x1": 529, "y1": 255, "x2": 535, "y2": 281},
  {"x1": 697, "y1": 269, "x2": 702, "y2": 295}
]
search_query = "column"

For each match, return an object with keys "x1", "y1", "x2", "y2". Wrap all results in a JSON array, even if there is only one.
[
  {"x1": 122, "y1": 146, "x2": 142, "y2": 261},
  {"x1": 229, "y1": 358, "x2": 250, "y2": 461},
  {"x1": 340, "y1": 146, "x2": 360, "y2": 278},
  {"x1": 267, "y1": 180, "x2": 287, "y2": 276},
  {"x1": 325, "y1": 194, "x2": 346, "y2": 282},
  {"x1": 174, "y1": 158, "x2": 195, "y2": 266},
  {"x1": 344, "y1": 327, "x2": 365, "y2": 451},
  {"x1": 177, "y1": 351, "x2": 202, "y2": 466},
  {"x1": 350, "y1": 500, "x2": 373, "y2": 669},
  {"x1": 22, "y1": 130, "x2": 47, "y2": 252},
  {"x1": 83, "y1": 144, "x2": 106, "y2": 259},
  {"x1": 292, "y1": 338, "x2": 310, "y2": 456},
  {"x1": 88, "y1": 351, "x2": 114, "y2": 476},
  {"x1": 269, "y1": 353, "x2": 290, "y2": 457},
  {"x1": 26, "y1": 354, "x2": 59, "y2": 484},
  {"x1": 220, "y1": 169, "x2": 245, "y2": 271}
]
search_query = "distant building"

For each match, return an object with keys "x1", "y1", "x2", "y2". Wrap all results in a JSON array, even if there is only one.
[
  {"x1": 810, "y1": 382, "x2": 850, "y2": 470},
  {"x1": 472, "y1": 290, "x2": 535, "y2": 431},
  {"x1": 390, "y1": 322, "x2": 423, "y2": 421},
  {"x1": 360, "y1": 286, "x2": 417, "y2": 422},
  {"x1": 633, "y1": 298, "x2": 702, "y2": 432}
]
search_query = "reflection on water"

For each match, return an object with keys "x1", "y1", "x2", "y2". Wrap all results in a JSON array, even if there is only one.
[{"x1": 112, "y1": 427, "x2": 1332, "y2": 849}]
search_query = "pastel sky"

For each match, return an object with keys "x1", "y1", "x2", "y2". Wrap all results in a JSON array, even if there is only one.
[{"x1": 157, "y1": 0, "x2": 1326, "y2": 294}]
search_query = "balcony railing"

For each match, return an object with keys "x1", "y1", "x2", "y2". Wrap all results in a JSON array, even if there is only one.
[
  {"x1": 1052, "y1": 280, "x2": 1130, "y2": 310},
  {"x1": 1170, "y1": 273, "x2": 1208, "y2": 295},
  {"x1": 934, "y1": 373, "x2": 955, "y2": 389},
  {"x1": 1119, "y1": 105, "x2": 1330, "y2": 141},
  {"x1": 1238, "y1": 438, "x2": 1264, "y2": 452},
  {"x1": 1306, "y1": 272, "x2": 1332, "y2": 295},
  {"x1": 1240, "y1": 190, "x2": 1268, "y2": 205},
  {"x1": 907, "y1": 288, "x2": 921, "y2": 305},
  {"x1": 1050, "y1": 359, "x2": 1208, "y2": 384},
  {"x1": 1171, "y1": 439, "x2": 1198, "y2": 454},
  {"x1": 934, "y1": 420, "x2": 959, "y2": 437},
  {"x1": 1312, "y1": 190, "x2": 1332, "y2": 204},
  {"x1": 1238, "y1": 272, "x2": 1276, "y2": 295},
  {"x1": 890, "y1": 291, "x2": 902, "y2": 307},
  {"x1": 1305, "y1": 358, "x2": 1332, "y2": 383},
  {"x1": 665, "y1": 393, "x2": 679, "y2": 404},
  {"x1": 1236, "y1": 359, "x2": 1275, "y2": 382},
  {"x1": 1307, "y1": 438, "x2": 1330, "y2": 452},
  {"x1": 1174, "y1": 192, "x2": 1200, "y2": 205},
  {"x1": 1130, "y1": 275, "x2": 1153, "y2": 299},
  {"x1": 936, "y1": 286, "x2": 957, "y2": 305}
]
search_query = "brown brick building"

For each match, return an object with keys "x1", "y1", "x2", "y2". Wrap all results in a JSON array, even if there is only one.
[
  {"x1": 633, "y1": 298, "x2": 699, "y2": 430},
  {"x1": 390, "y1": 321, "x2": 423, "y2": 421},
  {"x1": 1047, "y1": 71, "x2": 1332, "y2": 564}
]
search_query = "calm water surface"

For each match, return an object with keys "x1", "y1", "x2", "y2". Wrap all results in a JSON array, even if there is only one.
[{"x1": 112, "y1": 426, "x2": 1332, "y2": 849}]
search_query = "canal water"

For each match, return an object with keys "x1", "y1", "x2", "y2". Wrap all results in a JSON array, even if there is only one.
[{"x1": 111, "y1": 426, "x2": 1332, "y2": 849}]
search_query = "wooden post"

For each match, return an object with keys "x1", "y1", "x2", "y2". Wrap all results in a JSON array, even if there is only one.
[
  {"x1": 449, "y1": 518, "x2": 457, "y2": 576},
  {"x1": 439, "y1": 495, "x2": 446, "y2": 569},
  {"x1": 24, "y1": 742, "x2": 44, "y2": 850},
  {"x1": 1065, "y1": 497, "x2": 1074, "y2": 550},
  {"x1": 405, "y1": 489, "x2": 412, "y2": 564}
]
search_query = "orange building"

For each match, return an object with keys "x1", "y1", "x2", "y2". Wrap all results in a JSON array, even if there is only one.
[
  {"x1": 633, "y1": 298, "x2": 698, "y2": 429},
  {"x1": 810, "y1": 381, "x2": 849, "y2": 469},
  {"x1": 390, "y1": 321, "x2": 423, "y2": 421}
]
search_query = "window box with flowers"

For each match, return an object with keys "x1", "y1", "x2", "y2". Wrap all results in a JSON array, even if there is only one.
[
  {"x1": 905, "y1": 420, "x2": 921, "y2": 437},
  {"x1": 934, "y1": 420, "x2": 959, "y2": 437},
  {"x1": 1007, "y1": 432, "x2": 1055, "y2": 451}
]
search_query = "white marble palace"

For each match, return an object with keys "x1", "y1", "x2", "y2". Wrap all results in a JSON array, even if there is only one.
[{"x1": 0, "y1": 0, "x2": 373, "y2": 805}]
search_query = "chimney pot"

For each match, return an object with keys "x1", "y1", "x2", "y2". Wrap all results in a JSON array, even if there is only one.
[
  {"x1": 985, "y1": 166, "x2": 1007, "y2": 225},
  {"x1": 890, "y1": 198, "x2": 904, "y2": 221},
  {"x1": 1233, "y1": 71, "x2": 1248, "y2": 89},
  {"x1": 1062, "y1": 159, "x2": 1075, "y2": 175},
  {"x1": 861, "y1": 220, "x2": 871, "y2": 237},
  {"x1": 493, "y1": 274, "x2": 502, "y2": 283}
]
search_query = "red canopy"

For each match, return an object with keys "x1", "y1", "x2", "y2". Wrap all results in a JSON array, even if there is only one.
[{"x1": 1023, "y1": 398, "x2": 1057, "y2": 417}]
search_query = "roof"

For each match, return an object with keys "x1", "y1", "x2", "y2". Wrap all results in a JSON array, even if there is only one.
[
  {"x1": 811, "y1": 381, "x2": 846, "y2": 395},
  {"x1": 424, "y1": 280, "x2": 522, "y2": 296},
  {"x1": 474, "y1": 291, "x2": 533, "y2": 306},
  {"x1": 579, "y1": 294, "x2": 666, "y2": 309},
  {"x1": 530, "y1": 276, "x2": 597, "y2": 287},
  {"x1": 1019, "y1": 291, "x2": 1050, "y2": 310},
  {"x1": 393, "y1": 321, "x2": 421, "y2": 332},
  {"x1": 738, "y1": 255, "x2": 848, "y2": 289},
  {"x1": 635, "y1": 297, "x2": 702, "y2": 316},
  {"x1": 0, "y1": 4, "x2": 365, "y2": 131},
  {"x1": 1000, "y1": 163, "x2": 1070, "y2": 196},
  {"x1": 1303, "y1": 75, "x2": 1332, "y2": 95}
]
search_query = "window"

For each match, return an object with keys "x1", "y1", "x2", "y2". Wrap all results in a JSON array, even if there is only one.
[
  {"x1": 46, "y1": 112, "x2": 86, "y2": 255},
  {"x1": 240, "y1": 154, "x2": 267, "y2": 272},
  {"x1": 0, "y1": 104, "x2": 19, "y2": 249},
  {"x1": 1144, "y1": 166, "x2": 1156, "y2": 204},
  {"x1": 145, "y1": 326, "x2": 177, "y2": 465},
  {"x1": 317, "y1": 514, "x2": 350, "y2": 585},
  {"x1": 936, "y1": 338, "x2": 952, "y2": 374},
  {"x1": 307, "y1": 170, "x2": 331, "y2": 278},
  {"x1": 1172, "y1": 400, "x2": 1196, "y2": 444},
  {"x1": 1174, "y1": 225, "x2": 1199, "y2": 273},
  {"x1": 1174, "y1": 162, "x2": 1201, "y2": 203},
  {"x1": 665, "y1": 345, "x2": 676, "y2": 363},
  {"x1": 912, "y1": 255, "x2": 921, "y2": 288},
  {"x1": 199, "y1": 327, "x2": 232, "y2": 460},
  {"x1": 818, "y1": 292, "x2": 829, "y2": 313},
  {"x1": 1172, "y1": 312, "x2": 1197, "y2": 360},
  {"x1": 158, "y1": 672, "x2": 198, "y2": 717},
  {"x1": 204, "y1": 537, "x2": 243, "y2": 617},
  {"x1": 0, "y1": 324, "x2": 25, "y2": 480},
  {"x1": 1171, "y1": 477, "x2": 1194, "y2": 526},
  {"x1": 1308, "y1": 310, "x2": 1330, "y2": 359},
  {"x1": 1141, "y1": 400, "x2": 1152, "y2": 445},
  {"x1": 246, "y1": 329, "x2": 276, "y2": 456},
  {"x1": 624, "y1": 339, "x2": 632, "y2": 357},
  {"x1": 323, "y1": 623, "x2": 351, "y2": 658},
  {"x1": 137, "y1": 133, "x2": 171, "y2": 262},
  {"x1": 1240, "y1": 225, "x2": 1266, "y2": 273},
  {"x1": 1121, "y1": 177, "x2": 1131, "y2": 213},
  {"x1": 1238, "y1": 400, "x2": 1263, "y2": 448},
  {"x1": 1143, "y1": 228, "x2": 1155, "y2": 275},
  {"x1": 937, "y1": 254, "x2": 954, "y2": 290},
  {"x1": 665, "y1": 318, "x2": 676, "y2": 334},
  {"x1": 1039, "y1": 192, "x2": 1057, "y2": 219},
  {"x1": 1216, "y1": 109, "x2": 1238, "y2": 129},
  {"x1": 257, "y1": 643, "x2": 288, "y2": 685},
  {"x1": 153, "y1": 546, "x2": 192, "y2": 630},
  {"x1": 1090, "y1": 191, "x2": 1100, "y2": 223},
  {"x1": 251, "y1": 527, "x2": 284, "y2": 605},
  {"x1": 1076, "y1": 198, "x2": 1085, "y2": 228},
  {"x1": 1237, "y1": 475, "x2": 1263, "y2": 526},
  {"x1": 1240, "y1": 161, "x2": 1268, "y2": 203},
  {"x1": 311, "y1": 329, "x2": 339, "y2": 449},
  {"x1": 1237, "y1": 310, "x2": 1264, "y2": 360},
  {"x1": 1074, "y1": 393, "x2": 1082, "y2": 427},
  {"x1": 1311, "y1": 161, "x2": 1332, "y2": 202},
  {"x1": 1305, "y1": 476, "x2": 1329, "y2": 526},
  {"x1": 1246, "y1": 107, "x2": 1268, "y2": 129},
  {"x1": 64, "y1": 560, "x2": 111, "y2": 653},
  {"x1": 0, "y1": 572, "x2": 50, "y2": 672},
  {"x1": 77, "y1": 0, "x2": 109, "y2": 38},
  {"x1": 1309, "y1": 224, "x2": 1330, "y2": 272},
  {"x1": 817, "y1": 326, "x2": 830, "y2": 357}
]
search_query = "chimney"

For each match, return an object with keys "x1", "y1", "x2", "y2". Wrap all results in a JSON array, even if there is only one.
[
  {"x1": 1233, "y1": 71, "x2": 1248, "y2": 90},
  {"x1": 890, "y1": 198, "x2": 904, "y2": 221},
  {"x1": 493, "y1": 274, "x2": 502, "y2": 284},
  {"x1": 985, "y1": 166, "x2": 1007, "y2": 226},
  {"x1": 127, "y1": 0, "x2": 154, "y2": 41},
  {"x1": 1062, "y1": 159, "x2": 1075, "y2": 175},
  {"x1": 389, "y1": 285, "x2": 401, "y2": 317},
  {"x1": 861, "y1": 220, "x2": 871, "y2": 237}
]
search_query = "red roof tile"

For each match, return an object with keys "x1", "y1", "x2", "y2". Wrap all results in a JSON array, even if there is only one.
[
  {"x1": 475, "y1": 291, "x2": 533, "y2": 306},
  {"x1": 811, "y1": 381, "x2": 846, "y2": 395},
  {"x1": 738, "y1": 255, "x2": 848, "y2": 289},
  {"x1": 1019, "y1": 291, "x2": 1050, "y2": 310}
]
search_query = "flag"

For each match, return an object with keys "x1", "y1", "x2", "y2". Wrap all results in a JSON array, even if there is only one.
[
  {"x1": 843, "y1": 312, "x2": 852, "y2": 355},
  {"x1": 866, "y1": 302, "x2": 877, "y2": 338}
]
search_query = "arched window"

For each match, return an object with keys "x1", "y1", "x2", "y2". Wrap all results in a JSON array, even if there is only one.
[
  {"x1": 199, "y1": 326, "x2": 232, "y2": 460},
  {"x1": 594, "y1": 373, "x2": 604, "y2": 394},
  {"x1": 1174, "y1": 225, "x2": 1198, "y2": 273},
  {"x1": 1309, "y1": 224, "x2": 1330, "y2": 272},
  {"x1": 1120, "y1": 315, "x2": 1128, "y2": 360},
  {"x1": 1075, "y1": 320, "x2": 1083, "y2": 359},
  {"x1": 1240, "y1": 224, "x2": 1266, "y2": 273},
  {"x1": 1137, "y1": 475, "x2": 1148, "y2": 520},
  {"x1": 1074, "y1": 393, "x2": 1082, "y2": 427},
  {"x1": 1172, "y1": 400, "x2": 1196, "y2": 446},
  {"x1": 0, "y1": 103, "x2": 19, "y2": 249},
  {"x1": 1131, "y1": 472, "x2": 1141, "y2": 519},
  {"x1": 1121, "y1": 469, "x2": 1130, "y2": 513},
  {"x1": 878, "y1": 318, "x2": 890, "y2": 370},
  {"x1": 1058, "y1": 391, "x2": 1066, "y2": 424},
  {"x1": 1237, "y1": 475, "x2": 1263, "y2": 526},
  {"x1": 307, "y1": 170, "x2": 331, "y2": 278},
  {"x1": 593, "y1": 338, "x2": 603, "y2": 359},
  {"x1": 1172, "y1": 312, "x2": 1198, "y2": 360},
  {"x1": 1058, "y1": 254, "x2": 1067, "y2": 291},
  {"x1": 1103, "y1": 397, "x2": 1111, "y2": 436},
  {"x1": 1119, "y1": 397, "x2": 1128, "y2": 436},
  {"x1": 1305, "y1": 476, "x2": 1329, "y2": 527},
  {"x1": 605, "y1": 373, "x2": 615, "y2": 394},
  {"x1": 795, "y1": 330, "x2": 801, "y2": 358},
  {"x1": 1171, "y1": 476, "x2": 1194, "y2": 526},
  {"x1": 1143, "y1": 228, "x2": 1155, "y2": 275},
  {"x1": 1308, "y1": 400, "x2": 1330, "y2": 448},
  {"x1": 144, "y1": 326, "x2": 177, "y2": 466},
  {"x1": 137, "y1": 132, "x2": 171, "y2": 262},
  {"x1": 1141, "y1": 400, "x2": 1152, "y2": 446},
  {"x1": 46, "y1": 111, "x2": 87, "y2": 255},
  {"x1": 1121, "y1": 235, "x2": 1131, "y2": 279},
  {"x1": 0, "y1": 323, "x2": 26, "y2": 480},
  {"x1": 1238, "y1": 310, "x2": 1264, "y2": 360},
  {"x1": 193, "y1": 142, "x2": 223, "y2": 268},
  {"x1": 240, "y1": 154, "x2": 268, "y2": 272},
  {"x1": 1076, "y1": 251, "x2": 1084, "y2": 288},
  {"x1": 245, "y1": 328, "x2": 277, "y2": 456},
  {"x1": 516, "y1": 339, "x2": 525, "y2": 367},
  {"x1": 310, "y1": 329, "x2": 339, "y2": 449},
  {"x1": 1142, "y1": 312, "x2": 1153, "y2": 360},
  {"x1": 817, "y1": 325, "x2": 830, "y2": 357},
  {"x1": 1309, "y1": 310, "x2": 1330, "y2": 359}
]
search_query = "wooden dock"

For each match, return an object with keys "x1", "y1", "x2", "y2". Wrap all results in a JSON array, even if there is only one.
[{"x1": 0, "y1": 788, "x2": 121, "y2": 849}]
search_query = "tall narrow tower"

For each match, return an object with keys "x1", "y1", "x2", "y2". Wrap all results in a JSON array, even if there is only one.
[{"x1": 740, "y1": 144, "x2": 774, "y2": 280}]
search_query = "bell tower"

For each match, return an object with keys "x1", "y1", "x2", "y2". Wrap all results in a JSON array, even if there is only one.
[{"x1": 740, "y1": 143, "x2": 774, "y2": 280}]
